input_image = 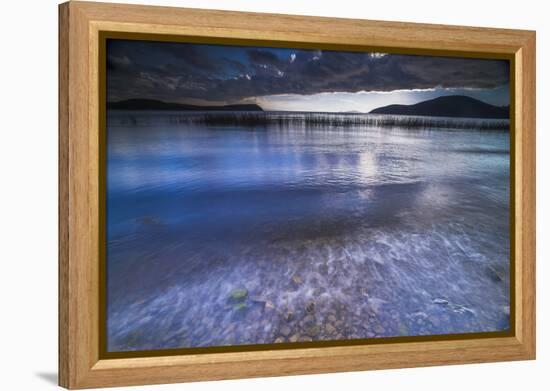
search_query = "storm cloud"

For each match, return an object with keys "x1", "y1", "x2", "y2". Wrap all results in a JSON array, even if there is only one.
[{"x1": 106, "y1": 39, "x2": 510, "y2": 105}]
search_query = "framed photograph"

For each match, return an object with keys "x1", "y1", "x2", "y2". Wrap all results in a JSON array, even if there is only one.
[{"x1": 59, "y1": 1, "x2": 536, "y2": 389}]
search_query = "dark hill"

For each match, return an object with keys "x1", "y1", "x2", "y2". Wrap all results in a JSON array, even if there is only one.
[
  {"x1": 369, "y1": 95, "x2": 509, "y2": 119},
  {"x1": 108, "y1": 99, "x2": 263, "y2": 112}
]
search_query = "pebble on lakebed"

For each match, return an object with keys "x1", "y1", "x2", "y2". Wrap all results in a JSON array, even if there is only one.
[{"x1": 229, "y1": 288, "x2": 248, "y2": 301}]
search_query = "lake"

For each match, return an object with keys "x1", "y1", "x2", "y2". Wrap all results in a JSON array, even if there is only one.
[{"x1": 105, "y1": 111, "x2": 510, "y2": 352}]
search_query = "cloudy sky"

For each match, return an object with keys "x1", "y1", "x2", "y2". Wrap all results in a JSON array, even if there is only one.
[{"x1": 107, "y1": 39, "x2": 510, "y2": 112}]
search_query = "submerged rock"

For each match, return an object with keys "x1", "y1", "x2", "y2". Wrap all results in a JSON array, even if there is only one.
[
  {"x1": 398, "y1": 323, "x2": 408, "y2": 336},
  {"x1": 280, "y1": 325, "x2": 292, "y2": 337},
  {"x1": 306, "y1": 325, "x2": 320, "y2": 337},
  {"x1": 374, "y1": 325, "x2": 385, "y2": 334},
  {"x1": 302, "y1": 315, "x2": 315, "y2": 326},
  {"x1": 121, "y1": 330, "x2": 142, "y2": 347},
  {"x1": 325, "y1": 323, "x2": 337, "y2": 335},
  {"x1": 229, "y1": 288, "x2": 248, "y2": 301},
  {"x1": 289, "y1": 333, "x2": 300, "y2": 343}
]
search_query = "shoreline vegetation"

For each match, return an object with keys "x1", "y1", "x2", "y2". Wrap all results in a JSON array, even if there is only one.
[
  {"x1": 107, "y1": 96, "x2": 510, "y2": 131},
  {"x1": 108, "y1": 110, "x2": 510, "y2": 131}
]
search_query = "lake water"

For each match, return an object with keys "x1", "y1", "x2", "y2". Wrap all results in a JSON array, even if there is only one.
[{"x1": 106, "y1": 111, "x2": 510, "y2": 352}]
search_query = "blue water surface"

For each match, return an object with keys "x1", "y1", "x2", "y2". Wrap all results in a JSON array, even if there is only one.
[{"x1": 106, "y1": 111, "x2": 510, "y2": 351}]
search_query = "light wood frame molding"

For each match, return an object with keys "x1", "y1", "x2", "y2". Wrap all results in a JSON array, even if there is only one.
[{"x1": 59, "y1": 1, "x2": 536, "y2": 389}]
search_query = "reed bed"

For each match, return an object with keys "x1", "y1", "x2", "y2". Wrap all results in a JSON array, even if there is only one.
[{"x1": 110, "y1": 111, "x2": 510, "y2": 131}]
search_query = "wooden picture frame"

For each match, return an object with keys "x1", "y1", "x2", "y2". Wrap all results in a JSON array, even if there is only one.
[{"x1": 59, "y1": 1, "x2": 536, "y2": 388}]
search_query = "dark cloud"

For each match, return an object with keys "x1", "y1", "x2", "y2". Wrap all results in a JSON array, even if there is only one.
[
  {"x1": 106, "y1": 39, "x2": 509, "y2": 103},
  {"x1": 247, "y1": 49, "x2": 283, "y2": 67}
]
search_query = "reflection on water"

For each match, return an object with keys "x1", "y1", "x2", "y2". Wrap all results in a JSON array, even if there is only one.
[{"x1": 106, "y1": 111, "x2": 510, "y2": 352}]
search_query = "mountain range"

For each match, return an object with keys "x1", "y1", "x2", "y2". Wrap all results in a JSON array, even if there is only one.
[
  {"x1": 369, "y1": 95, "x2": 509, "y2": 119},
  {"x1": 107, "y1": 99, "x2": 263, "y2": 112},
  {"x1": 108, "y1": 96, "x2": 508, "y2": 119}
]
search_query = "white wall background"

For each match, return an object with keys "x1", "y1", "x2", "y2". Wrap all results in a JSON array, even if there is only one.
[{"x1": 0, "y1": 0, "x2": 546, "y2": 389}]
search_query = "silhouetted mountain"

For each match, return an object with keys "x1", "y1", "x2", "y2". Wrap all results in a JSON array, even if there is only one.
[
  {"x1": 108, "y1": 99, "x2": 263, "y2": 112},
  {"x1": 369, "y1": 95, "x2": 509, "y2": 119}
]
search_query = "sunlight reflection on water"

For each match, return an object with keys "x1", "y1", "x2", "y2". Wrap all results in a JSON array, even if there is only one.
[{"x1": 106, "y1": 112, "x2": 510, "y2": 352}]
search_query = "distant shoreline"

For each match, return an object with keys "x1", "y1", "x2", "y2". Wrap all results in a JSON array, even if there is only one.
[
  {"x1": 107, "y1": 99, "x2": 263, "y2": 112},
  {"x1": 108, "y1": 95, "x2": 509, "y2": 121},
  {"x1": 108, "y1": 110, "x2": 509, "y2": 131}
]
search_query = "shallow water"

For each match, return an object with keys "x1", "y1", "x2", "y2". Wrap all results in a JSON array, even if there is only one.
[{"x1": 106, "y1": 111, "x2": 510, "y2": 352}]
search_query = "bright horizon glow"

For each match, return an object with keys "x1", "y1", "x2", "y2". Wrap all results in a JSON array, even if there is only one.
[{"x1": 240, "y1": 85, "x2": 509, "y2": 113}]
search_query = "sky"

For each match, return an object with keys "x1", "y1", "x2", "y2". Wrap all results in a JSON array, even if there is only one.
[{"x1": 107, "y1": 39, "x2": 510, "y2": 113}]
